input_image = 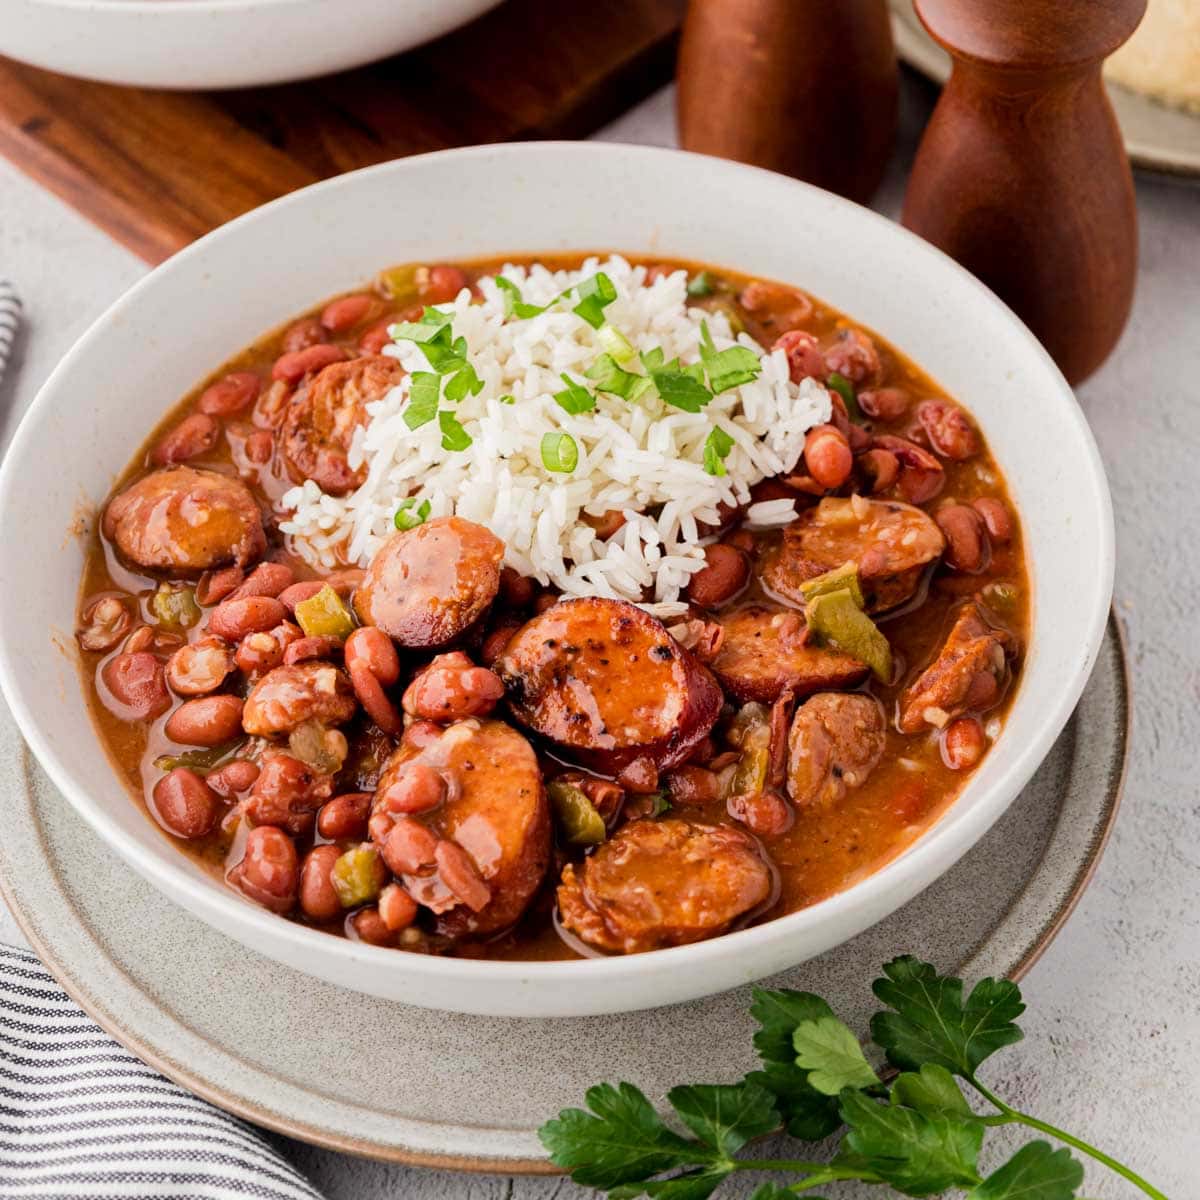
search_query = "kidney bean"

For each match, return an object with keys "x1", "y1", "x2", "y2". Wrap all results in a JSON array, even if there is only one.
[
  {"x1": 498, "y1": 565, "x2": 536, "y2": 608},
  {"x1": 77, "y1": 594, "x2": 134, "y2": 653},
  {"x1": 728, "y1": 788, "x2": 794, "y2": 837},
  {"x1": 358, "y1": 315, "x2": 397, "y2": 356},
  {"x1": 918, "y1": 399, "x2": 979, "y2": 461},
  {"x1": 324, "y1": 567, "x2": 365, "y2": 596},
  {"x1": 936, "y1": 504, "x2": 989, "y2": 573},
  {"x1": 235, "y1": 630, "x2": 282, "y2": 675},
  {"x1": 152, "y1": 768, "x2": 221, "y2": 839},
  {"x1": 617, "y1": 755, "x2": 659, "y2": 794},
  {"x1": 803, "y1": 424, "x2": 853, "y2": 490},
  {"x1": 100, "y1": 652, "x2": 171, "y2": 720},
  {"x1": 773, "y1": 329, "x2": 827, "y2": 383},
  {"x1": 317, "y1": 792, "x2": 373, "y2": 841},
  {"x1": 198, "y1": 371, "x2": 260, "y2": 417},
  {"x1": 402, "y1": 653, "x2": 505, "y2": 722},
  {"x1": 283, "y1": 636, "x2": 340, "y2": 666},
  {"x1": 124, "y1": 626, "x2": 172, "y2": 655},
  {"x1": 872, "y1": 434, "x2": 945, "y2": 504},
  {"x1": 344, "y1": 627, "x2": 399, "y2": 685},
  {"x1": 378, "y1": 883, "x2": 418, "y2": 931},
  {"x1": 151, "y1": 413, "x2": 219, "y2": 465},
  {"x1": 299, "y1": 844, "x2": 343, "y2": 921},
  {"x1": 281, "y1": 317, "x2": 328, "y2": 354},
  {"x1": 244, "y1": 754, "x2": 331, "y2": 831},
  {"x1": 209, "y1": 596, "x2": 287, "y2": 641},
  {"x1": 480, "y1": 620, "x2": 522, "y2": 668},
  {"x1": 228, "y1": 561, "x2": 294, "y2": 602},
  {"x1": 578, "y1": 776, "x2": 624, "y2": 820},
  {"x1": 859, "y1": 447, "x2": 900, "y2": 493},
  {"x1": 401, "y1": 720, "x2": 443, "y2": 750},
  {"x1": 582, "y1": 509, "x2": 627, "y2": 541},
  {"x1": 739, "y1": 280, "x2": 813, "y2": 330},
  {"x1": 666, "y1": 765, "x2": 722, "y2": 806},
  {"x1": 321, "y1": 293, "x2": 376, "y2": 332},
  {"x1": 243, "y1": 429, "x2": 275, "y2": 464},
  {"x1": 533, "y1": 591, "x2": 560, "y2": 615},
  {"x1": 350, "y1": 907, "x2": 394, "y2": 946},
  {"x1": 858, "y1": 386, "x2": 910, "y2": 421},
  {"x1": 421, "y1": 264, "x2": 468, "y2": 304},
  {"x1": 378, "y1": 763, "x2": 447, "y2": 816},
  {"x1": 434, "y1": 840, "x2": 491, "y2": 912},
  {"x1": 164, "y1": 694, "x2": 244, "y2": 746},
  {"x1": 972, "y1": 497, "x2": 1013, "y2": 543},
  {"x1": 271, "y1": 343, "x2": 345, "y2": 385},
  {"x1": 207, "y1": 759, "x2": 260, "y2": 798},
  {"x1": 685, "y1": 543, "x2": 749, "y2": 609},
  {"x1": 368, "y1": 810, "x2": 395, "y2": 845},
  {"x1": 381, "y1": 817, "x2": 440, "y2": 876},
  {"x1": 231, "y1": 826, "x2": 298, "y2": 914},
  {"x1": 942, "y1": 717, "x2": 986, "y2": 771},
  {"x1": 824, "y1": 328, "x2": 880, "y2": 386},
  {"x1": 274, "y1": 582, "x2": 322, "y2": 615},
  {"x1": 195, "y1": 567, "x2": 244, "y2": 606},
  {"x1": 348, "y1": 662, "x2": 403, "y2": 736}
]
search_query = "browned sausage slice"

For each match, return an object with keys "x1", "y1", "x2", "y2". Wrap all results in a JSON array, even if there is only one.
[
  {"x1": 495, "y1": 597, "x2": 722, "y2": 772},
  {"x1": 281, "y1": 356, "x2": 403, "y2": 496},
  {"x1": 102, "y1": 466, "x2": 266, "y2": 574},
  {"x1": 556, "y1": 818, "x2": 775, "y2": 954},
  {"x1": 354, "y1": 516, "x2": 504, "y2": 648},
  {"x1": 242, "y1": 661, "x2": 357, "y2": 736},
  {"x1": 374, "y1": 719, "x2": 549, "y2": 938},
  {"x1": 761, "y1": 496, "x2": 945, "y2": 613},
  {"x1": 710, "y1": 603, "x2": 868, "y2": 703},
  {"x1": 787, "y1": 693, "x2": 886, "y2": 808},
  {"x1": 898, "y1": 601, "x2": 1017, "y2": 733}
]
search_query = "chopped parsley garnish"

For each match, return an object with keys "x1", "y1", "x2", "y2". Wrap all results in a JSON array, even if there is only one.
[
  {"x1": 700, "y1": 320, "x2": 762, "y2": 394},
  {"x1": 640, "y1": 350, "x2": 713, "y2": 413},
  {"x1": 554, "y1": 374, "x2": 597, "y2": 415},
  {"x1": 494, "y1": 276, "x2": 549, "y2": 319},
  {"x1": 438, "y1": 409, "x2": 472, "y2": 452},
  {"x1": 402, "y1": 371, "x2": 440, "y2": 430},
  {"x1": 393, "y1": 497, "x2": 431, "y2": 531},
  {"x1": 687, "y1": 270, "x2": 714, "y2": 297},
  {"x1": 541, "y1": 431, "x2": 579, "y2": 473},
  {"x1": 827, "y1": 371, "x2": 862, "y2": 421},
  {"x1": 703, "y1": 426, "x2": 735, "y2": 476},
  {"x1": 572, "y1": 272, "x2": 618, "y2": 329},
  {"x1": 498, "y1": 393, "x2": 516, "y2": 405}
]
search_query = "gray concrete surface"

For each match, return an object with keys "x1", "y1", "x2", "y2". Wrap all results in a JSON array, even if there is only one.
[{"x1": 1, "y1": 75, "x2": 1197, "y2": 1198}]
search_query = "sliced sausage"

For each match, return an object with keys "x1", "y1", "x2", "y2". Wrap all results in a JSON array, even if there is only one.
[
  {"x1": 709, "y1": 603, "x2": 868, "y2": 703},
  {"x1": 495, "y1": 597, "x2": 722, "y2": 772},
  {"x1": 354, "y1": 516, "x2": 504, "y2": 648},
  {"x1": 102, "y1": 466, "x2": 266, "y2": 574},
  {"x1": 241, "y1": 661, "x2": 357, "y2": 737},
  {"x1": 373, "y1": 719, "x2": 549, "y2": 938},
  {"x1": 898, "y1": 601, "x2": 1018, "y2": 733},
  {"x1": 786, "y1": 693, "x2": 886, "y2": 808},
  {"x1": 281, "y1": 356, "x2": 403, "y2": 496},
  {"x1": 761, "y1": 496, "x2": 945, "y2": 613},
  {"x1": 556, "y1": 818, "x2": 775, "y2": 954}
]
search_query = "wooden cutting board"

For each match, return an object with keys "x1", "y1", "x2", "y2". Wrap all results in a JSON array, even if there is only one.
[{"x1": 0, "y1": 0, "x2": 686, "y2": 264}]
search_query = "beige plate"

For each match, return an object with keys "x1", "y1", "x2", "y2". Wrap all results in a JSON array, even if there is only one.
[
  {"x1": 0, "y1": 616, "x2": 1129, "y2": 1173},
  {"x1": 890, "y1": 1, "x2": 1200, "y2": 179}
]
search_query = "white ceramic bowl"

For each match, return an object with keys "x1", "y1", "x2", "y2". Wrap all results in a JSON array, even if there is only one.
[
  {"x1": 0, "y1": 0, "x2": 501, "y2": 90},
  {"x1": 0, "y1": 143, "x2": 1113, "y2": 1017}
]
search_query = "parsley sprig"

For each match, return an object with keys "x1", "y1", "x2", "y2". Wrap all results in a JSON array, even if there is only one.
[{"x1": 539, "y1": 956, "x2": 1168, "y2": 1200}]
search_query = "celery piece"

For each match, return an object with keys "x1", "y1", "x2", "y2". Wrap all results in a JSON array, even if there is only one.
[
  {"x1": 798, "y1": 561, "x2": 865, "y2": 609},
  {"x1": 294, "y1": 584, "x2": 356, "y2": 640},
  {"x1": 332, "y1": 845, "x2": 385, "y2": 908},
  {"x1": 548, "y1": 781, "x2": 607, "y2": 846},
  {"x1": 806, "y1": 588, "x2": 893, "y2": 682},
  {"x1": 151, "y1": 584, "x2": 200, "y2": 630},
  {"x1": 153, "y1": 740, "x2": 243, "y2": 773},
  {"x1": 379, "y1": 264, "x2": 417, "y2": 301}
]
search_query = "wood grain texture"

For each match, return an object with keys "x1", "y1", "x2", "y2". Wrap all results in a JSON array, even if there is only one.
[{"x1": 0, "y1": 0, "x2": 686, "y2": 264}]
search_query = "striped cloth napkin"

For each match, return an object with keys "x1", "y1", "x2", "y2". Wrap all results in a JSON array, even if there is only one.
[{"x1": 0, "y1": 280, "x2": 19, "y2": 386}]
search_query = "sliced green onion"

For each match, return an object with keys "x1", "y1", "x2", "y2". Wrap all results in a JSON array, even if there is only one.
[
  {"x1": 541, "y1": 431, "x2": 579, "y2": 473},
  {"x1": 597, "y1": 323, "x2": 636, "y2": 364},
  {"x1": 699, "y1": 320, "x2": 762, "y2": 394},
  {"x1": 394, "y1": 497, "x2": 432, "y2": 531},
  {"x1": 571, "y1": 272, "x2": 617, "y2": 329},
  {"x1": 703, "y1": 426, "x2": 736, "y2": 476},
  {"x1": 585, "y1": 354, "x2": 652, "y2": 401},
  {"x1": 498, "y1": 393, "x2": 516, "y2": 405},
  {"x1": 553, "y1": 374, "x2": 596, "y2": 415},
  {"x1": 826, "y1": 371, "x2": 862, "y2": 421},
  {"x1": 646, "y1": 790, "x2": 671, "y2": 818},
  {"x1": 494, "y1": 276, "x2": 548, "y2": 320},
  {"x1": 403, "y1": 371, "x2": 440, "y2": 430},
  {"x1": 438, "y1": 409, "x2": 472, "y2": 452},
  {"x1": 687, "y1": 271, "x2": 714, "y2": 297}
]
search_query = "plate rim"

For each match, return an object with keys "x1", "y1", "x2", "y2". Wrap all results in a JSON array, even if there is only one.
[{"x1": 0, "y1": 613, "x2": 1131, "y2": 1174}]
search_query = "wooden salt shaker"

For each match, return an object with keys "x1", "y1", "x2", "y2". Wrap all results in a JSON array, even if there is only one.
[
  {"x1": 902, "y1": 0, "x2": 1145, "y2": 385},
  {"x1": 677, "y1": 0, "x2": 898, "y2": 203}
]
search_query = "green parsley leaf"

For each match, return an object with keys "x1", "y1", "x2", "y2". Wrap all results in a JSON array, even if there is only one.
[
  {"x1": 870, "y1": 956, "x2": 1026, "y2": 1078},
  {"x1": 572, "y1": 272, "x2": 618, "y2": 329},
  {"x1": 610, "y1": 1168, "x2": 734, "y2": 1200},
  {"x1": 838, "y1": 1089, "x2": 984, "y2": 1196},
  {"x1": 827, "y1": 371, "x2": 862, "y2": 421},
  {"x1": 498, "y1": 393, "x2": 516, "y2": 405},
  {"x1": 647, "y1": 359, "x2": 713, "y2": 413},
  {"x1": 438, "y1": 409, "x2": 472, "y2": 452},
  {"x1": 640, "y1": 346, "x2": 666, "y2": 373},
  {"x1": 390, "y1": 318, "x2": 471, "y2": 375},
  {"x1": 402, "y1": 371, "x2": 440, "y2": 430},
  {"x1": 968, "y1": 1141, "x2": 1084, "y2": 1200},
  {"x1": 538, "y1": 1081, "x2": 712, "y2": 1189},
  {"x1": 890, "y1": 1064, "x2": 975, "y2": 1119},
  {"x1": 393, "y1": 498, "x2": 431, "y2": 531},
  {"x1": 699, "y1": 320, "x2": 762, "y2": 394},
  {"x1": 702, "y1": 426, "x2": 735, "y2": 476},
  {"x1": 587, "y1": 354, "x2": 654, "y2": 402},
  {"x1": 792, "y1": 1016, "x2": 881, "y2": 1095},
  {"x1": 494, "y1": 276, "x2": 549, "y2": 319},
  {"x1": 666, "y1": 1082, "x2": 779, "y2": 1158},
  {"x1": 444, "y1": 361, "x2": 483, "y2": 402},
  {"x1": 646, "y1": 791, "x2": 671, "y2": 818},
  {"x1": 554, "y1": 374, "x2": 597, "y2": 415},
  {"x1": 746, "y1": 989, "x2": 843, "y2": 1141},
  {"x1": 687, "y1": 271, "x2": 714, "y2": 297},
  {"x1": 541, "y1": 431, "x2": 579, "y2": 473}
]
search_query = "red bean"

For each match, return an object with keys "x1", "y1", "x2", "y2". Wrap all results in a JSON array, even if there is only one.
[
  {"x1": 401, "y1": 653, "x2": 504, "y2": 721},
  {"x1": 77, "y1": 595, "x2": 134, "y2": 654},
  {"x1": 666, "y1": 765, "x2": 722, "y2": 806},
  {"x1": 164, "y1": 694, "x2": 244, "y2": 746},
  {"x1": 198, "y1": 371, "x2": 261, "y2": 417},
  {"x1": 244, "y1": 754, "x2": 329, "y2": 831},
  {"x1": 271, "y1": 343, "x2": 345, "y2": 385},
  {"x1": 617, "y1": 756, "x2": 659, "y2": 794},
  {"x1": 421, "y1": 265, "x2": 468, "y2": 304},
  {"x1": 499, "y1": 565, "x2": 536, "y2": 608},
  {"x1": 358, "y1": 316, "x2": 397, "y2": 356},
  {"x1": 434, "y1": 840, "x2": 491, "y2": 912},
  {"x1": 942, "y1": 717, "x2": 986, "y2": 771},
  {"x1": 824, "y1": 328, "x2": 880, "y2": 386},
  {"x1": 972, "y1": 497, "x2": 1013, "y2": 543},
  {"x1": 533, "y1": 592, "x2": 560, "y2": 615},
  {"x1": 350, "y1": 907, "x2": 394, "y2": 946},
  {"x1": 872, "y1": 434, "x2": 945, "y2": 504},
  {"x1": 209, "y1": 596, "x2": 287, "y2": 641},
  {"x1": 151, "y1": 413, "x2": 219, "y2": 465},
  {"x1": 936, "y1": 504, "x2": 989, "y2": 573},
  {"x1": 228, "y1": 562, "x2": 294, "y2": 602},
  {"x1": 196, "y1": 567, "x2": 245, "y2": 606},
  {"x1": 378, "y1": 763, "x2": 447, "y2": 815},
  {"x1": 344, "y1": 627, "x2": 399, "y2": 685},
  {"x1": 276, "y1": 581, "x2": 324, "y2": 613},
  {"x1": 803, "y1": 424, "x2": 853, "y2": 490},
  {"x1": 317, "y1": 792, "x2": 373, "y2": 841},
  {"x1": 281, "y1": 317, "x2": 328, "y2": 354},
  {"x1": 231, "y1": 826, "x2": 298, "y2": 914},
  {"x1": 401, "y1": 720, "x2": 443, "y2": 750},
  {"x1": 244, "y1": 430, "x2": 274, "y2": 464},
  {"x1": 773, "y1": 329, "x2": 827, "y2": 382},
  {"x1": 207, "y1": 759, "x2": 259, "y2": 798},
  {"x1": 153, "y1": 768, "x2": 220, "y2": 839},
  {"x1": 918, "y1": 399, "x2": 979, "y2": 461},
  {"x1": 378, "y1": 883, "x2": 418, "y2": 931},
  {"x1": 321, "y1": 293, "x2": 376, "y2": 332},
  {"x1": 100, "y1": 652, "x2": 171, "y2": 720},
  {"x1": 381, "y1": 817, "x2": 439, "y2": 876},
  {"x1": 728, "y1": 788, "x2": 794, "y2": 836},
  {"x1": 299, "y1": 844, "x2": 343, "y2": 921},
  {"x1": 858, "y1": 386, "x2": 910, "y2": 422},
  {"x1": 739, "y1": 281, "x2": 813, "y2": 330},
  {"x1": 859, "y1": 447, "x2": 900, "y2": 493},
  {"x1": 480, "y1": 620, "x2": 522, "y2": 668},
  {"x1": 686, "y1": 543, "x2": 749, "y2": 609},
  {"x1": 348, "y1": 662, "x2": 403, "y2": 737},
  {"x1": 233, "y1": 626, "x2": 293, "y2": 676},
  {"x1": 283, "y1": 636, "x2": 340, "y2": 666}
]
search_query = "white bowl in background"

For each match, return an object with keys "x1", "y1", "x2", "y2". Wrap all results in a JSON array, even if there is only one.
[
  {"x1": 0, "y1": 0, "x2": 501, "y2": 90},
  {"x1": 0, "y1": 143, "x2": 1114, "y2": 1016}
]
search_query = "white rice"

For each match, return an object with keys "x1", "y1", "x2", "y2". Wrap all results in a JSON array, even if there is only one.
[{"x1": 279, "y1": 256, "x2": 830, "y2": 617}]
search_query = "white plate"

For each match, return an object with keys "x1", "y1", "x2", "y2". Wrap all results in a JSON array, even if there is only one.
[
  {"x1": 0, "y1": 0, "x2": 502, "y2": 90},
  {"x1": 0, "y1": 142, "x2": 1115, "y2": 1017}
]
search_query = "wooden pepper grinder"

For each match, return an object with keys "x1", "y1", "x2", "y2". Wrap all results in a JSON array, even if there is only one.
[
  {"x1": 677, "y1": 0, "x2": 899, "y2": 204},
  {"x1": 902, "y1": 0, "x2": 1145, "y2": 385}
]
